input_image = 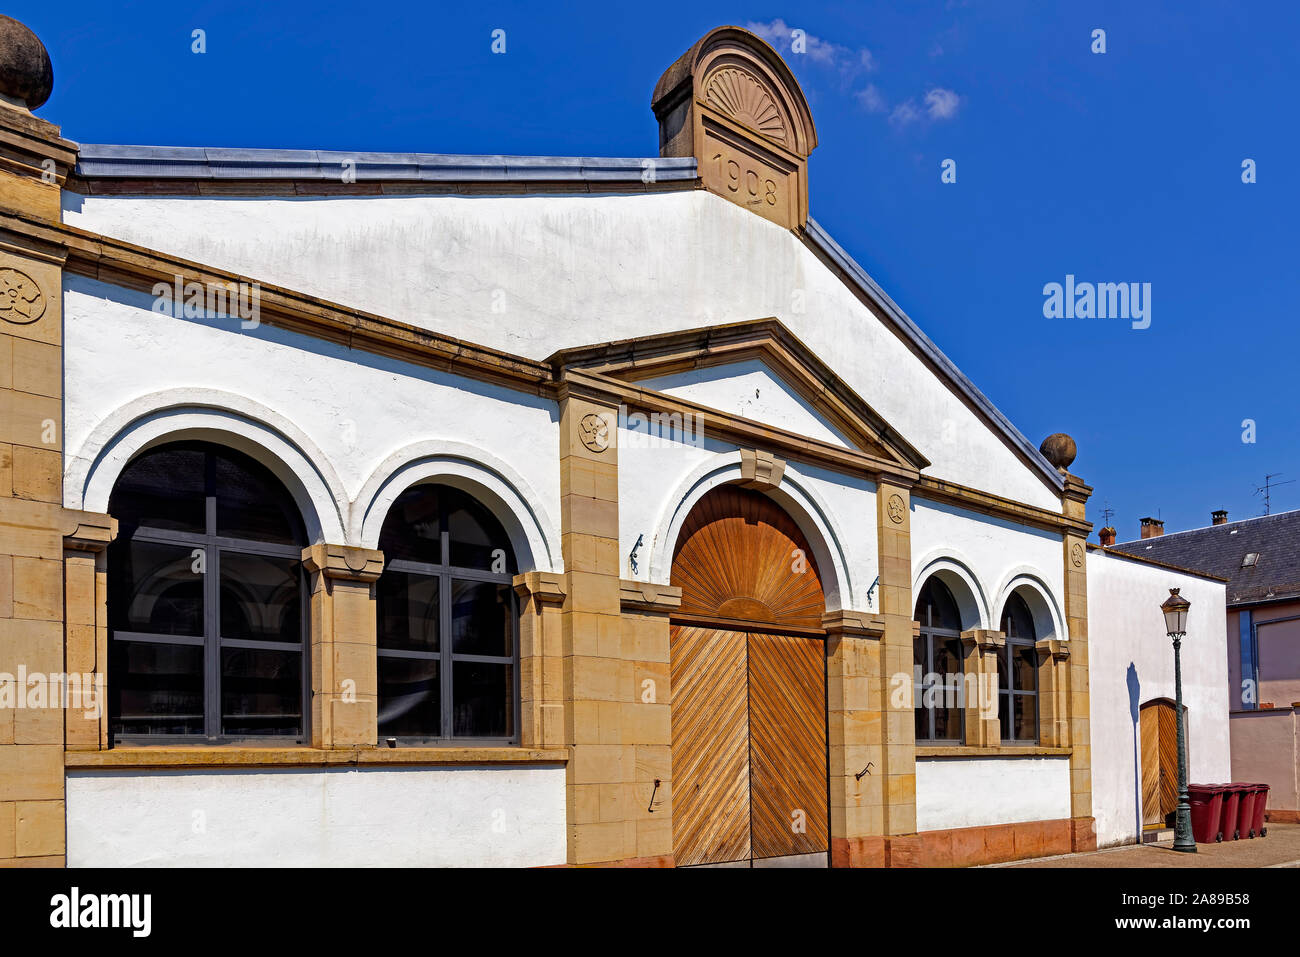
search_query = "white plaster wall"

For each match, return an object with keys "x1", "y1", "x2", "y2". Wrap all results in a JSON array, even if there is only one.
[
  {"x1": 639, "y1": 360, "x2": 853, "y2": 448},
  {"x1": 909, "y1": 497, "x2": 1066, "y2": 635},
  {"x1": 62, "y1": 190, "x2": 1059, "y2": 511},
  {"x1": 1087, "y1": 550, "x2": 1231, "y2": 847},
  {"x1": 916, "y1": 757, "x2": 1072, "y2": 830},
  {"x1": 66, "y1": 765, "x2": 566, "y2": 867},
  {"x1": 61, "y1": 276, "x2": 562, "y2": 568}
]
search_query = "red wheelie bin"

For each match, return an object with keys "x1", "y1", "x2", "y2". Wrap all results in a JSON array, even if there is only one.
[
  {"x1": 1249, "y1": 783, "x2": 1270, "y2": 837},
  {"x1": 1220, "y1": 784, "x2": 1242, "y2": 839},
  {"x1": 1187, "y1": 784, "x2": 1226, "y2": 843},
  {"x1": 1234, "y1": 782, "x2": 1258, "y2": 839}
]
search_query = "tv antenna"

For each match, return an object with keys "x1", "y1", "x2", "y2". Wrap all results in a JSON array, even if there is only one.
[
  {"x1": 1253, "y1": 473, "x2": 1294, "y2": 515},
  {"x1": 1100, "y1": 501, "x2": 1115, "y2": 528}
]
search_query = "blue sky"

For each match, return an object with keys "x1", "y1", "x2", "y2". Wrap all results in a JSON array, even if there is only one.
[{"x1": 19, "y1": 0, "x2": 1299, "y2": 539}]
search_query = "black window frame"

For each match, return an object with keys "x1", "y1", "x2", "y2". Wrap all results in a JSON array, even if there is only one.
[
  {"x1": 108, "y1": 442, "x2": 309, "y2": 746},
  {"x1": 377, "y1": 485, "x2": 520, "y2": 746},
  {"x1": 998, "y1": 591, "x2": 1040, "y2": 744},
  {"x1": 913, "y1": 578, "x2": 964, "y2": 745}
]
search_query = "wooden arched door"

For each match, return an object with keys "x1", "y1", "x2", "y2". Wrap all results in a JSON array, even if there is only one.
[
  {"x1": 1140, "y1": 700, "x2": 1186, "y2": 829},
  {"x1": 669, "y1": 485, "x2": 828, "y2": 867}
]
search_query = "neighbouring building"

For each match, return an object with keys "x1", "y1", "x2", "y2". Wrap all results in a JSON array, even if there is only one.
[
  {"x1": 0, "y1": 18, "x2": 1228, "y2": 867},
  {"x1": 1113, "y1": 509, "x2": 1300, "y2": 824}
]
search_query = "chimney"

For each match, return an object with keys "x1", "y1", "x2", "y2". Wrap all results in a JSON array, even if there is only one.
[
  {"x1": 1212, "y1": 509, "x2": 1228, "y2": 526},
  {"x1": 1099, "y1": 526, "x2": 1117, "y2": 546},
  {"x1": 1140, "y1": 517, "x2": 1165, "y2": 539}
]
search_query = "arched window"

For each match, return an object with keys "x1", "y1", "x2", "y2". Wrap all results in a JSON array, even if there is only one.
[
  {"x1": 914, "y1": 577, "x2": 963, "y2": 743},
  {"x1": 998, "y1": 591, "x2": 1039, "y2": 743},
  {"x1": 107, "y1": 441, "x2": 307, "y2": 742},
  {"x1": 376, "y1": 484, "x2": 518, "y2": 743}
]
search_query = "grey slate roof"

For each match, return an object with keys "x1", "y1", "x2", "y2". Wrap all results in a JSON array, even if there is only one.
[
  {"x1": 70, "y1": 144, "x2": 1066, "y2": 494},
  {"x1": 1111, "y1": 509, "x2": 1300, "y2": 606}
]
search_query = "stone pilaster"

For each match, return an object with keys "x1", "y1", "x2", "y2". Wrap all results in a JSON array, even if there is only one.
[
  {"x1": 61, "y1": 510, "x2": 116, "y2": 752},
  {"x1": 1062, "y1": 473, "x2": 1095, "y2": 850},
  {"x1": 875, "y1": 479, "x2": 916, "y2": 836},
  {"x1": 301, "y1": 543, "x2": 384, "y2": 749},
  {"x1": 556, "y1": 391, "x2": 632, "y2": 865},
  {"x1": 0, "y1": 76, "x2": 77, "y2": 866},
  {"x1": 619, "y1": 580, "x2": 679, "y2": 863},
  {"x1": 513, "y1": 571, "x2": 566, "y2": 750},
  {"x1": 960, "y1": 628, "x2": 1005, "y2": 747},
  {"x1": 824, "y1": 609, "x2": 886, "y2": 866}
]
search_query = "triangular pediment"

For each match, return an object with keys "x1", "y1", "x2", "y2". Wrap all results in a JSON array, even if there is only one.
[{"x1": 548, "y1": 318, "x2": 929, "y2": 471}]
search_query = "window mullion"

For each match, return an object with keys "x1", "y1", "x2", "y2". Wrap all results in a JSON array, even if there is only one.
[
  {"x1": 440, "y1": 571, "x2": 453, "y2": 740},
  {"x1": 205, "y1": 536, "x2": 221, "y2": 740}
]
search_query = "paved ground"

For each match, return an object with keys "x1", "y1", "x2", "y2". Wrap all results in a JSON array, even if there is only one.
[{"x1": 1000, "y1": 823, "x2": 1300, "y2": 868}]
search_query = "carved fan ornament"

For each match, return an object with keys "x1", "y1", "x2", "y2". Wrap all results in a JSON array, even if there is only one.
[{"x1": 703, "y1": 67, "x2": 788, "y2": 145}]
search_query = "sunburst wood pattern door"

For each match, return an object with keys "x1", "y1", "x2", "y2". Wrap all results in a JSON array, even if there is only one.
[
  {"x1": 669, "y1": 484, "x2": 830, "y2": 866},
  {"x1": 671, "y1": 486, "x2": 824, "y2": 629},
  {"x1": 1140, "y1": 700, "x2": 1183, "y2": 828},
  {"x1": 748, "y1": 632, "x2": 828, "y2": 860},
  {"x1": 670, "y1": 626, "x2": 752, "y2": 866}
]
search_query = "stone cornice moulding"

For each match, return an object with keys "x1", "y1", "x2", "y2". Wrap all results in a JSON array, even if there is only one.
[{"x1": 546, "y1": 316, "x2": 931, "y2": 472}]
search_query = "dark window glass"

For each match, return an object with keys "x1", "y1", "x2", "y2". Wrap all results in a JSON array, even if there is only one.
[
  {"x1": 453, "y1": 662, "x2": 513, "y2": 738},
  {"x1": 108, "y1": 441, "x2": 306, "y2": 743},
  {"x1": 379, "y1": 487, "x2": 443, "y2": 563},
  {"x1": 221, "y1": 647, "x2": 301, "y2": 736},
  {"x1": 376, "y1": 571, "x2": 440, "y2": 653},
  {"x1": 214, "y1": 449, "x2": 301, "y2": 545},
  {"x1": 109, "y1": 446, "x2": 206, "y2": 534},
  {"x1": 451, "y1": 580, "x2": 513, "y2": 657},
  {"x1": 109, "y1": 540, "x2": 204, "y2": 637},
  {"x1": 376, "y1": 484, "x2": 518, "y2": 742},
  {"x1": 1014, "y1": 645, "x2": 1037, "y2": 690},
  {"x1": 999, "y1": 591, "x2": 1039, "y2": 743},
  {"x1": 447, "y1": 496, "x2": 515, "y2": 572},
  {"x1": 110, "y1": 640, "x2": 205, "y2": 736},
  {"x1": 219, "y1": 553, "x2": 301, "y2": 642},
  {"x1": 1014, "y1": 695, "x2": 1037, "y2": 741},
  {"x1": 378, "y1": 656, "x2": 440, "y2": 737},
  {"x1": 913, "y1": 577, "x2": 964, "y2": 743}
]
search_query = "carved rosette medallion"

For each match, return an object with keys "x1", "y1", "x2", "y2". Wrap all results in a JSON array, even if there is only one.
[
  {"x1": 0, "y1": 268, "x2": 45, "y2": 324},
  {"x1": 1071, "y1": 543, "x2": 1085, "y2": 568},
  {"x1": 579, "y1": 412, "x2": 612, "y2": 453},
  {"x1": 887, "y1": 494, "x2": 906, "y2": 525}
]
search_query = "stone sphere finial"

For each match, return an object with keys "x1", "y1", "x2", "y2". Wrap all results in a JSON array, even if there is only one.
[
  {"x1": 0, "y1": 16, "x2": 53, "y2": 111},
  {"x1": 1039, "y1": 433, "x2": 1077, "y2": 472}
]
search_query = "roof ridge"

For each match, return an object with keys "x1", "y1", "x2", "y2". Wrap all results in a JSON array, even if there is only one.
[{"x1": 1114, "y1": 507, "x2": 1300, "y2": 546}]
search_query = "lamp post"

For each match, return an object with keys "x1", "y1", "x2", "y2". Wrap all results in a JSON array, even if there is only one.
[{"x1": 1161, "y1": 587, "x2": 1196, "y2": 853}]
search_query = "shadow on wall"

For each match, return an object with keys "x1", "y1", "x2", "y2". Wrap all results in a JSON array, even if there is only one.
[{"x1": 1127, "y1": 662, "x2": 1141, "y2": 840}]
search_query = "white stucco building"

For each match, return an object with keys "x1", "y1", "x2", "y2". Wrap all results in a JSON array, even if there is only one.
[{"x1": 0, "y1": 20, "x2": 1228, "y2": 867}]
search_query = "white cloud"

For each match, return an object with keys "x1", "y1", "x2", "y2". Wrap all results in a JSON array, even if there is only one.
[
  {"x1": 745, "y1": 19, "x2": 875, "y2": 78},
  {"x1": 889, "y1": 99, "x2": 921, "y2": 126},
  {"x1": 855, "y1": 84, "x2": 887, "y2": 113},
  {"x1": 924, "y1": 87, "x2": 961, "y2": 120}
]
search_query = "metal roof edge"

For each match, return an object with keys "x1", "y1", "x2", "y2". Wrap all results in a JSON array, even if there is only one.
[{"x1": 73, "y1": 144, "x2": 698, "y2": 184}]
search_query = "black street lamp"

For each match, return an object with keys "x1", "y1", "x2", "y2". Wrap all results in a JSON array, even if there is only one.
[{"x1": 1161, "y1": 587, "x2": 1196, "y2": 853}]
